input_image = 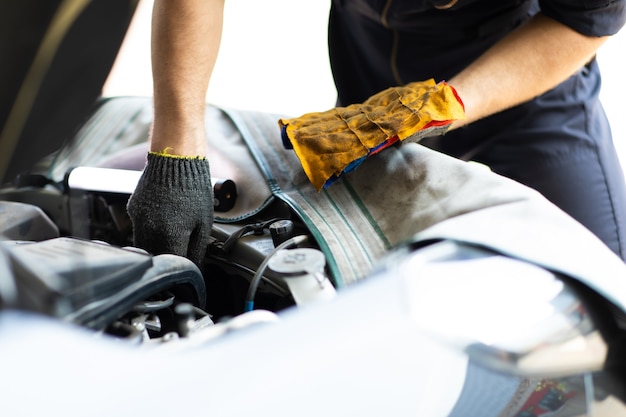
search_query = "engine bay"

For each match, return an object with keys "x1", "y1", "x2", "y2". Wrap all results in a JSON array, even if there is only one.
[{"x1": 0, "y1": 168, "x2": 327, "y2": 344}]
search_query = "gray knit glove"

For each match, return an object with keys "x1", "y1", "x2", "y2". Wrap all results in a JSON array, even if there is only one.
[{"x1": 127, "y1": 152, "x2": 214, "y2": 266}]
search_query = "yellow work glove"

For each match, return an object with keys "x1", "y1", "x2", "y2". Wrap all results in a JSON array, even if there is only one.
[{"x1": 278, "y1": 79, "x2": 465, "y2": 191}]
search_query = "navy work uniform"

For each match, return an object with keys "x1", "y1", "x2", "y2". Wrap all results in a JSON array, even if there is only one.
[{"x1": 328, "y1": 0, "x2": 626, "y2": 260}]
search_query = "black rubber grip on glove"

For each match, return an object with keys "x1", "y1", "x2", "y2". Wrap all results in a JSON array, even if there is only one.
[{"x1": 126, "y1": 152, "x2": 214, "y2": 267}]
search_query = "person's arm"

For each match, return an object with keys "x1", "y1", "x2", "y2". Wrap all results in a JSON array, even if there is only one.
[
  {"x1": 126, "y1": 0, "x2": 225, "y2": 266},
  {"x1": 448, "y1": 13, "x2": 608, "y2": 129},
  {"x1": 150, "y1": 0, "x2": 225, "y2": 156}
]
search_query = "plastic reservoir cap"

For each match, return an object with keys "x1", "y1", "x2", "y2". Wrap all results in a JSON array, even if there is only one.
[{"x1": 267, "y1": 248, "x2": 326, "y2": 277}]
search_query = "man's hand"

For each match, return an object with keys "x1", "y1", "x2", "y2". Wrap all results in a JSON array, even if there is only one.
[{"x1": 127, "y1": 152, "x2": 214, "y2": 266}]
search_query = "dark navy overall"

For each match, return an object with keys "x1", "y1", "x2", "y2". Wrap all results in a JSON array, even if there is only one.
[{"x1": 328, "y1": 0, "x2": 626, "y2": 260}]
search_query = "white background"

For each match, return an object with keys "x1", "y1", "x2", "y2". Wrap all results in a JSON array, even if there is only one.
[{"x1": 104, "y1": 0, "x2": 626, "y2": 166}]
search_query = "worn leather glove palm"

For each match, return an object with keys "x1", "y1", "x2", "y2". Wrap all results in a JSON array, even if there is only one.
[
  {"x1": 126, "y1": 152, "x2": 214, "y2": 267},
  {"x1": 279, "y1": 79, "x2": 465, "y2": 191}
]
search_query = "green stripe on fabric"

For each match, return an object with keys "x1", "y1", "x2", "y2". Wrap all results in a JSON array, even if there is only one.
[
  {"x1": 343, "y1": 179, "x2": 393, "y2": 250},
  {"x1": 221, "y1": 107, "x2": 349, "y2": 287},
  {"x1": 273, "y1": 191, "x2": 346, "y2": 288},
  {"x1": 295, "y1": 188, "x2": 360, "y2": 285},
  {"x1": 219, "y1": 106, "x2": 389, "y2": 287},
  {"x1": 214, "y1": 196, "x2": 277, "y2": 224},
  {"x1": 321, "y1": 186, "x2": 374, "y2": 268}
]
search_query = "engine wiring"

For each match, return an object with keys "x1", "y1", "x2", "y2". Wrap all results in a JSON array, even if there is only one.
[{"x1": 219, "y1": 218, "x2": 282, "y2": 254}]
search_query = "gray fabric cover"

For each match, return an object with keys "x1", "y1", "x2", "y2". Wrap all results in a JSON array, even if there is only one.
[
  {"x1": 51, "y1": 97, "x2": 626, "y2": 310},
  {"x1": 222, "y1": 108, "x2": 626, "y2": 304}
]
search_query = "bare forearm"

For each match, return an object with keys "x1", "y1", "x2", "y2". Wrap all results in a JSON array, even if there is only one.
[
  {"x1": 449, "y1": 14, "x2": 608, "y2": 129},
  {"x1": 150, "y1": 0, "x2": 225, "y2": 155}
]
